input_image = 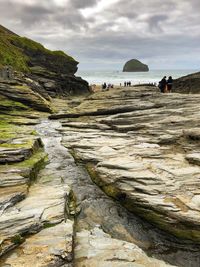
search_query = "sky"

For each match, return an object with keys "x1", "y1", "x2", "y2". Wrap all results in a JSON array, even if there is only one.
[{"x1": 0, "y1": 0, "x2": 200, "y2": 70}]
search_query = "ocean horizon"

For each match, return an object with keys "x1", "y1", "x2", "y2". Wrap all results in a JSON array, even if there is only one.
[{"x1": 77, "y1": 69, "x2": 199, "y2": 85}]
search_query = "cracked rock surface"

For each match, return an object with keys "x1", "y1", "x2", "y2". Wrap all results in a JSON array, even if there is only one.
[
  {"x1": 59, "y1": 86, "x2": 200, "y2": 243},
  {"x1": 2, "y1": 86, "x2": 200, "y2": 267}
]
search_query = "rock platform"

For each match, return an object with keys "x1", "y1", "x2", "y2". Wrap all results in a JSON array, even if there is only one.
[
  {"x1": 57, "y1": 86, "x2": 200, "y2": 243},
  {"x1": 1, "y1": 85, "x2": 200, "y2": 267}
]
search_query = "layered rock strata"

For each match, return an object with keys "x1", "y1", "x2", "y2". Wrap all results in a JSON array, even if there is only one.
[
  {"x1": 0, "y1": 117, "x2": 177, "y2": 267},
  {"x1": 28, "y1": 66, "x2": 89, "y2": 98},
  {"x1": 0, "y1": 93, "x2": 74, "y2": 266},
  {"x1": 2, "y1": 87, "x2": 200, "y2": 266},
  {"x1": 0, "y1": 79, "x2": 52, "y2": 112},
  {"x1": 0, "y1": 24, "x2": 89, "y2": 98},
  {"x1": 55, "y1": 86, "x2": 200, "y2": 243},
  {"x1": 0, "y1": 120, "x2": 74, "y2": 266}
]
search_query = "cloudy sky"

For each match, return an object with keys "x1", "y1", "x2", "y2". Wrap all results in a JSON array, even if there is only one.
[{"x1": 1, "y1": 0, "x2": 200, "y2": 70}]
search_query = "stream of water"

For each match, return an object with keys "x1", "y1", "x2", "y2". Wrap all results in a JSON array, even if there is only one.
[
  {"x1": 3, "y1": 118, "x2": 199, "y2": 266},
  {"x1": 35, "y1": 119, "x2": 200, "y2": 267}
]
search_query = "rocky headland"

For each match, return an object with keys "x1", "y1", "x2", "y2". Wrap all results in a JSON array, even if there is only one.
[
  {"x1": 0, "y1": 25, "x2": 89, "y2": 98},
  {"x1": 123, "y1": 59, "x2": 149, "y2": 72}
]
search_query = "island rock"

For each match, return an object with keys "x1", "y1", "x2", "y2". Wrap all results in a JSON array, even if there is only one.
[{"x1": 123, "y1": 59, "x2": 149, "y2": 72}]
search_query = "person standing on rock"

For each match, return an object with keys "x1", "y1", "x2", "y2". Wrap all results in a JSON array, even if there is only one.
[
  {"x1": 102, "y1": 82, "x2": 107, "y2": 91},
  {"x1": 167, "y1": 76, "x2": 173, "y2": 93},
  {"x1": 158, "y1": 76, "x2": 167, "y2": 93}
]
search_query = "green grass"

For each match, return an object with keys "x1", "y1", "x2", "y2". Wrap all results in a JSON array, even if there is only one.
[{"x1": 0, "y1": 25, "x2": 75, "y2": 72}]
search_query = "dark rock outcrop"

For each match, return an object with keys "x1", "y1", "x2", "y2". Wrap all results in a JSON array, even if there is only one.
[
  {"x1": 0, "y1": 79, "x2": 52, "y2": 112},
  {"x1": 173, "y1": 71, "x2": 200, "y2": 94},
  {"x1": 0, "y1": 24, "x2": 89, "y2": 98},
  {"x1": 28, "y1": 66, "x2": 89, "y2": 98},
  {"x1": 123, "y1": 59, "x2": 149, "y2": 72}
]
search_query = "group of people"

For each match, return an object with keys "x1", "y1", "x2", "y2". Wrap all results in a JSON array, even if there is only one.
[
  {"x1": 123, "y1": 81, "x2": 132, "y2": 87},
  {"x1": 98, "y1": 76, "x2": 173, "y2": 93},
  {"x1": 102, "y1": 82, "x2": 114, "y2": 90},
  {"x1": 158, "y1": 76, "x2": 173, "y2": 93}
]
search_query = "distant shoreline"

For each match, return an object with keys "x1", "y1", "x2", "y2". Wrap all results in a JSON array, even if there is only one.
[{"x1": 77, "y1": 69, "x2": 197, "y2": 86}]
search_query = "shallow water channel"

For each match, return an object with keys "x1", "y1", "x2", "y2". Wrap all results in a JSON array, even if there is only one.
[
  {"x1": 2, "y1": 118, "x2": 199, "y2": 266},
  {"x1": 35, "y1": 118, "x2": 200, "y2": 267}
]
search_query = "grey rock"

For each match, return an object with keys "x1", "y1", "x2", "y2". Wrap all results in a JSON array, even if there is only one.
[{"x1": 59, "y1": 86, "x2": 200, "y2": 242}]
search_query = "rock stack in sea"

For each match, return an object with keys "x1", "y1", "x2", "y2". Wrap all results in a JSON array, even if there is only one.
[{"x1": 123, "y1": 59, "x2": 149, "y2": 72}]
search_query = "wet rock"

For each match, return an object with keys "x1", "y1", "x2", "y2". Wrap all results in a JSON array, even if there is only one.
[
  {"x1": 59, "y1": 86, "x2": 200, "y2": 242},
  {"x1": 0, "y1": 142, "x2": 72, "y2": 259}
]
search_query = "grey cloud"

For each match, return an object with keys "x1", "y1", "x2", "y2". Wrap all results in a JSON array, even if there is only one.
[
  {"x1": 0, "y1": 0, "x2": 87, "y2": 31},
  {"x1": 72, "y1": 0, "x2": 99, "y2": 9},
  {"x1": 147, "y1": 14, "x2": 168, "y2": 33},
  {"x1": 0, "y1": 0, "x2": 199, "y2": 69},
  {"x1": 19, "y1": 5, "x2": 54, "y2": 26}
]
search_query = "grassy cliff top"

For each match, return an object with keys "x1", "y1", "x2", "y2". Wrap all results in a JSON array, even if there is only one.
[{"x1": 0, "y1": 25, "x2": 76, "y2": 72}]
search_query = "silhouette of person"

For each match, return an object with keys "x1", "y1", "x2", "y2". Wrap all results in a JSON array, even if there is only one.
[
  {"x1": 159, "y1": 76, "x2": 167, "y2": 93},
  {"x1": 167, "y1": 76, "x2": 173, "y2": 93}
]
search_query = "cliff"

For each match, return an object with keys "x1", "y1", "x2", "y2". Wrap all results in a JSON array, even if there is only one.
[
  {"x1": 0, "y1": 25, "x2": 89, "y2": 98},
  {"x1": 173, "y1": 71, "x2": 200, "y2": 93},
  {"x1": 123, "y1": 59, "x2": 149, "y2": 72}
]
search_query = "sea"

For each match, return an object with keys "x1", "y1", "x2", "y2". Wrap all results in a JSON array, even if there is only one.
[{"x1": 77, "y1": 69, "x2": 198, "y2": 86}]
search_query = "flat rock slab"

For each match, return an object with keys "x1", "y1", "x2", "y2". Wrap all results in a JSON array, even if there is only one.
[
  {"x1": 60, "y1": 86, "x2": 200, "y2": 242},
  {"x1": 74, "y1": 227, "x2": 176, "y2": 267},
  {"x1": 0, "y1": 137, "x2": 43, "y2": 163},
  {"x1": 1, "y1": 221, "x2": 73, "y2": 267},
  {"x1": 0, "y1": 174, "x2": 71, "y2": 256}
]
